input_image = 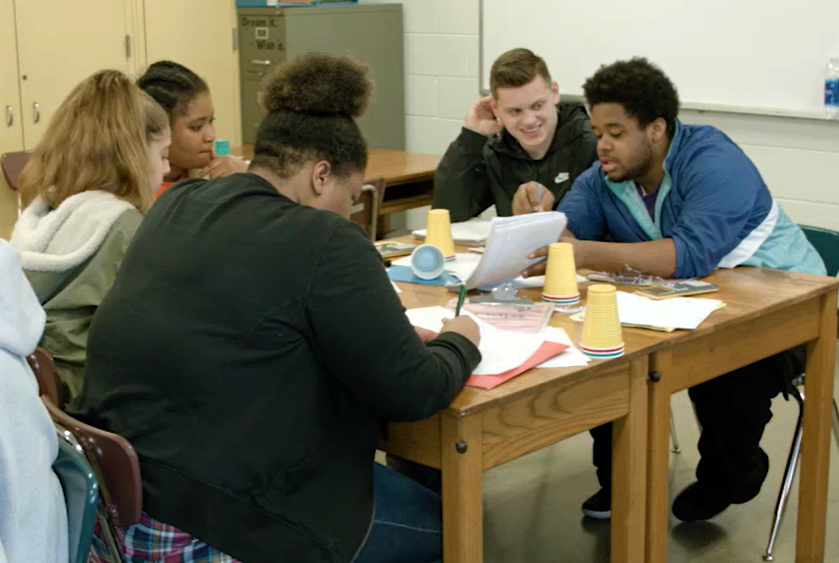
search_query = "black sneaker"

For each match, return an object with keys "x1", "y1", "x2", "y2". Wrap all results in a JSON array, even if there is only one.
[
  {"x1": 730, "y1": 450, "x2": 770, "y2": 505},
  {"x1": 581, "y1": 488, "x2": 611, "y2": 520},
  {"x1": 672, "y1": 481, "x2": 731, "y2": 522}
]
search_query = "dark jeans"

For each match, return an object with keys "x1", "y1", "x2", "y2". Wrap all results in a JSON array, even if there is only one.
[
  {"x1": 353, "y1": 463, "x2": 442, "y2": 563},
  {"x1": 591, "y1": 346, "x2": 805, "y2": 500}
]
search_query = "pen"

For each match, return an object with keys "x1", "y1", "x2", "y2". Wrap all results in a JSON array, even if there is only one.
[
  {"x1": 455, "y1": 284, "x2": 467, "y2": 316},
  {"x1": 536, "y1": 183, "x2": 543, "y2": 204}
]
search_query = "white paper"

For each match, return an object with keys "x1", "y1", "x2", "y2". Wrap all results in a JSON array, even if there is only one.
[
  {"x1": 535, "y1": 327, "x2": 591, "y2": 368},
  {"x1": 463, "y1": 212, "x2": 568, "y2": 290},
  {"x1": 615, "y1": 291, "x2": 722, "y2": 330},
  {"x1": 413, "y1": 217, "x2": 492, "y2": 244},
  {"x1": 405, "y1": 306, "x2": 453, "y2": 333},
  {"x1": 512, "y1": 273, "x2": 588, "y2": 289},
  {"x1": 405, "y1": 306, "x2": 548, "y2": 375}
]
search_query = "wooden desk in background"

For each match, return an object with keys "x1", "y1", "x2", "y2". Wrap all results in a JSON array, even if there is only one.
[
  {"x1": 384, "y1": 245, "x2": 838, "y2": 563},
  {"x1": 236, "y1": 146, "x2": 441, "y2": 234}
]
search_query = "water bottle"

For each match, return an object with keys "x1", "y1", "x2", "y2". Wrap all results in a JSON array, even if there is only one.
[{"x1": 826, "y1": 57, "x2": 839, "y2": 119}]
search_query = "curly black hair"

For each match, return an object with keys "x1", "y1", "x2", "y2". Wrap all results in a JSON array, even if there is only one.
[
  {"x1": 252, "y1": 52, "x2": 373, "y2": 180},
  {"x1": 137, "y1": 61, "x2": 209, "y2": 118},
  {"x1": 583, "y1": 58, "x2": 680, "y2": 138}
]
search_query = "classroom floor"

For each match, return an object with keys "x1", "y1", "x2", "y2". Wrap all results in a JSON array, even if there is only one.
[
  {"x1": 380, "y1": 348, "x2": 839, "y2": 562},
  {"x1": 481, "y1": 353, "x2": 839, "y2": 563}
]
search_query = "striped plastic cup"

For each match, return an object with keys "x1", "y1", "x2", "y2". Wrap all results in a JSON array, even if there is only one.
[
  {"x1": 580, "y1": 284, "x2": 624, "y2": 359},
  {"x1": 541, "y1": 242, "x2": 580, "y2": 305}
]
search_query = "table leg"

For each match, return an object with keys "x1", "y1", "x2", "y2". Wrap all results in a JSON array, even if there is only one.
[
  {"x1": 611, "y1": 356, "x2": 649, "y2": 563},
  {"x1": 441, "y1": 414, "x2": 483, "y2": 563},
  {"x1": 646, "y1": 351, "x2": 673, "y2": 563},
  {"x1": 796, "y1": 292, "x2": 837, "y2": 562}
]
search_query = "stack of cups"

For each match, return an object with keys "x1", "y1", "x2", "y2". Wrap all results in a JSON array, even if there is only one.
[
  {"x1": 541, "y1": 242, "x2": 580, "y2": 305},
  {"x1": 580, "y1": 284, "x2": 624, "y2": 359},
  {"x1": 425, "y1": 209, "x2": 456, "y2": 262}
]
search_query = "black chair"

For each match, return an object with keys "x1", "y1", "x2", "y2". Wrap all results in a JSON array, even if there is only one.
[{"x1": 762, "y1": 225, "x2": 839, "y2": 561}]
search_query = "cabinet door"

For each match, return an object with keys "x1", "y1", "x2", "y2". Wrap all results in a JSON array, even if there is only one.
[
  {"x1": 16, "y1": 0, "x2": 131, "y2": 148},
  {"x1": 144, "y1": 0, "x2": 241, "y2": 146},
  {"x1": 0, "y1": 0, "x2": 24, "y2": 238}
]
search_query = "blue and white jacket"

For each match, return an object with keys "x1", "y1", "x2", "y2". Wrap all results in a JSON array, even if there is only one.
[{"x1": 558, "y1": 121, "x2": 826, "y2": 279}]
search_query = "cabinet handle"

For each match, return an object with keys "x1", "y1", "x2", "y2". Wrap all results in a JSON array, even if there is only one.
[
  {"x1": 33, "y1": 102, "x2": 40, "y2": 124},
  {"x1": 250, "y1": 59, "x2": 272, "y2": 66},
  {"x1": 5, "y1": 105, "x2": 11, "y2": 127}
]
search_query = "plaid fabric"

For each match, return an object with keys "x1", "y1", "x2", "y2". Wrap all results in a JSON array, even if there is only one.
[{"x1": 87, "y1": 512, "x2": 241, "y2": 563}]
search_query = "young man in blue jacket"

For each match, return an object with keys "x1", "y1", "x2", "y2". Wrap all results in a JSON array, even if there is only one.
[{"x1": 524, "y1": 58, "x2": 825, "y2": 522}]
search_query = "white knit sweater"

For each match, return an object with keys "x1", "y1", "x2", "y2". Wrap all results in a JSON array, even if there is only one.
[
  {"x1": 11, "y1": 190, "x2": 134, "y2": 273},
  {"x1": 0, "y1": 240, "x2": 69, "y2": 563}
]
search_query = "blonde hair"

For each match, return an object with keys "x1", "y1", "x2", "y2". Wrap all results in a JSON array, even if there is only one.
[
  {"x1": 19, "y1": 70, "x2": 153, "y2": 212},
  {"x1": 490, "y1": 48, "x2": 552, "y2": 98},
  {"x1": 142, "y1": 91, "x2": 169, "y2": 144}
]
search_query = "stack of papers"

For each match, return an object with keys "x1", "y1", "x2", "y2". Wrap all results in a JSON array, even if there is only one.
[
  {"x1": 463, "y1": 212, "x2": 567, "y2": 290},
  {"x1": 413, "y1": 217, "x2": 492, "y2": 245},
  {"x1": 406, "y1": 306, "x2": 568, "y2": 389},
  {"x1": 615, "y1": 291, "x2": 723, "y2": 330},
  {"x1": 536, "y1": 327, "x2": 591, "y2": 368}
]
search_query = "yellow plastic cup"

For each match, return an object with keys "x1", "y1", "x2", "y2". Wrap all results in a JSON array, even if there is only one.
[
  {"x1": 580, "y1": 284, "x2": 624, "y2": 358},
  {"x1": 541, "y1": 242, "x2": 580, "y2": 305},
  {"x1": 425, "y1": 209, "x2": 455, "y2": 260}
]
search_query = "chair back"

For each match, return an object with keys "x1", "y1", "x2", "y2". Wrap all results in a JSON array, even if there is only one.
[
  {"x1": 350, "y1": 177, "x2": 386, "y2": 241},
  {"x1": 27, "y1": 347, "x2": 63, "y2": 408},
  {"x1": 1, "y1": 151, "x2": 31, "y2": 192},
  {"x1": 53, "y1": 438, "x2": 98, "y2": 563},
  {"x1": 800, "y1": 225, "x2": 839, "y2": 277},
  {"x1": 41, "y1": 397, "x2": 143, "y2": 528}
]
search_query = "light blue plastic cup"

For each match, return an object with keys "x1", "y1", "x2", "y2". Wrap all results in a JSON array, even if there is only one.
[
  {"x1": 411, "y1": 244, "x2": 446, "y2": 280},
  {"x1": 214, "y1": 139, "x2": 231, "y2": 156}
]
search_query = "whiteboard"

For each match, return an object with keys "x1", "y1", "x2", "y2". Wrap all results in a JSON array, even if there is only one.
[{"x1": 481, "y1": 0, "x2": 839, "y2": 118}]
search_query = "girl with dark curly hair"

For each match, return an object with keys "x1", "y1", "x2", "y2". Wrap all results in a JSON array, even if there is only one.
[{"x1": 72, "y1": 53, "x2": 481, "y2": 563}]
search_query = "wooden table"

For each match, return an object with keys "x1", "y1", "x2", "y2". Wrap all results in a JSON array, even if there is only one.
[
  {"x1": 235, "y1": 146, "x2": 441, "y2": 233},
  {"x1": 641, "y1": 268, "x2": 838, "y2": 563},
  {"x1": 383, "y1": 280, "x2": 655, "y2": 563},
  {"x1": 385, "y1": 262, "x2": 838, "y2": 562}
]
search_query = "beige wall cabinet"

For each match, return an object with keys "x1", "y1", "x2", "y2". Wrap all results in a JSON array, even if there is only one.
[
  {"x1": 0, "y1": 0, "x2": 24, "y2": 238},
  {"x1": 143, "y1": 0, "x2": 242, "y2": 147},
  {"x1": 15, "y1": 0, "x2": 133, "y2": 148}
]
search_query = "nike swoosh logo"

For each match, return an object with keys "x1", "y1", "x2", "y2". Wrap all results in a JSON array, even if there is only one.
[{"x1": 555, "y1": 172, "x2": 570, "y2": 184}]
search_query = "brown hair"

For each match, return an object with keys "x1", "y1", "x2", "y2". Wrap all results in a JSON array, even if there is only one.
[
  {"x1": 489, "y1": 48, "x2": 552, "y2": 98},
  {"x1": 252, "y1": 52, "x2": 373, "y2": 180},
  {"x1": 19, "y1": 70, "x2": 153, "y2": 212}
]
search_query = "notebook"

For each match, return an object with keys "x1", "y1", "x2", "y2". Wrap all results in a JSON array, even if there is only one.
[{"x1": 462, "y1": 212, "x2": 567, "y2": 290}]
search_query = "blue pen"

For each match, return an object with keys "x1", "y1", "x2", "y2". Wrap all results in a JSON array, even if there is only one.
[{"x1": 534, "y1": 183, "x2": 544, "y2": 211}]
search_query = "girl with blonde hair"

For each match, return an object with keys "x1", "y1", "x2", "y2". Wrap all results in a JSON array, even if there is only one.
[{"x1": 11, "y1": 69, "x2": 171, "y2": 402}]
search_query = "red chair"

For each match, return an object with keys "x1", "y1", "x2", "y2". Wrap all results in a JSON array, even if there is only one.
[
  {"x1": 1, "y1": 150, "x2": 31, "y2": 192},
  {"x1": 27, "y1": 348, "x2": 142, "y2": 560},
  {"x1": 350, "y1": 177, "x2": 386, "y2": 241},
  {"x1": 1, "y1": 151, "x2": 30, "y2": 217}
]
